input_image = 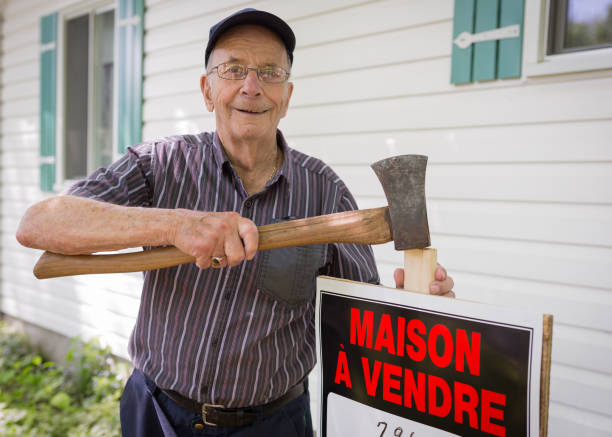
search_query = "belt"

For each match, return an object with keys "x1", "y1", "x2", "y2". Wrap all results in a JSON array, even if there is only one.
[{"x1": 161, "y1": 381, "x2": 306, "y2": 427}]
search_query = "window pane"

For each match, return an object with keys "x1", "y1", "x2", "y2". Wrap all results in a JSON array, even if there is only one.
[
  {"x1": 565, "y1": 0, "x2": 612, "y2": 49},
  {"x1": 65, "y1": 14, "x2": 89, "y2": 180},
  {"x1": 92, "y1": 10, "x2": 115, "y2": 170},
  {"x1": 549, "y1": 0, "x2": 612, "y2": 54}
]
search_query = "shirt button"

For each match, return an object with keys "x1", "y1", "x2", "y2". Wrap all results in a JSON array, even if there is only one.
[
  {"x1": 211, "y1": 338, "x2": 219, "y2": 347},
  {"x1": 244, "y1": 200, "x2": 253, "y2": 208},
  {"x1": 194, "y1": 423, "x2": 204, "y2": 430},
  {"x1": 224, "y1": 292, "x2": 231, "y2": 300}
]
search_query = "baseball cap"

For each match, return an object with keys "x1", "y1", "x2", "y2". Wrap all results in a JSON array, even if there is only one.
[{"x1": 205, "y1": 8, "x2": 296, "y2": 67}]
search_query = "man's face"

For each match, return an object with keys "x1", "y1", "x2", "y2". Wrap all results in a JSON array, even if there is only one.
[{"x1": 201, "y1": 25, "x2": 294, "y2": 146}]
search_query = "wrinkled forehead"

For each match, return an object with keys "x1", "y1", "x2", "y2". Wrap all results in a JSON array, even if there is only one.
[{"x1": 209, "y1": 24, "x2": 290, "y2": 68}]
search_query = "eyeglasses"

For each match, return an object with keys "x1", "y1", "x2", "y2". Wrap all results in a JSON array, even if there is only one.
[{"x1": 208, "y1": 63, "x2": 290, "y2": 84}]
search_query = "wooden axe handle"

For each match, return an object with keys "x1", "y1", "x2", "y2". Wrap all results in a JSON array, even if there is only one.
[
  {"x1": 33, "y1": 206, "x2": 392, "y2": 279},
  {"x1": 403, "y1": 248, "x2": 437, "y2": 294}
]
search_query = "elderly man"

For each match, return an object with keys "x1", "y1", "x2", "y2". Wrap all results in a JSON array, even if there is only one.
[{"x1": 17, "y1": 9, "x2": 453, "y2": 437}]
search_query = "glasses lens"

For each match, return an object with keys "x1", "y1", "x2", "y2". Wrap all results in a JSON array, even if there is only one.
[
  {"x1": 218, "y1": 63, "x2": 246, "y2": 79},
  {"x1": 259, "y1": 67, "x2": 287, "y2": 83}
]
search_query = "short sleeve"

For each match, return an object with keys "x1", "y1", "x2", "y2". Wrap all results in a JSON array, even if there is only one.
[
  {"x1": 66, "y1": 144, "x2": 154, "y2": 207},
  {"x1": 322, "y1": 188, "x2": 380, "y2": 285}
]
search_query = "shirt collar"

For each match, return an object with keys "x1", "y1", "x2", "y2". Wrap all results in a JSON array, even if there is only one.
[
  {"x1": 273, "y1": 129, "x2": 294, "y2": 190},
  {"x1": 211, "y1": 132, "x2": 230, "y2": 169}
]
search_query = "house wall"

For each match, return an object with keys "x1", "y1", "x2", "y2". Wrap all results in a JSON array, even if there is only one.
[
  {"x1": 0, "y1": 0, "x2": 143, "y2": 359},
  {"x1": 1, "y1": 0, "x2": 611, "y2": 435}
]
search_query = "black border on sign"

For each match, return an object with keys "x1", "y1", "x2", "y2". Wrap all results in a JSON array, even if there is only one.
[{"x1": 317, "y1": 289, "x2": 536, "y2": 437}]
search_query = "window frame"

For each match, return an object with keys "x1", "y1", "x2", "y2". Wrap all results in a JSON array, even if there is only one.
[
  {"x1": 523, "y1": 0, "x2": 612, "y2": 77},
  {"x1": 55, "y1": 0, "x2": 119, "y2": 191}
]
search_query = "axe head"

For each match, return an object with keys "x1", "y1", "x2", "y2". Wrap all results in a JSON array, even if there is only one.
[{"x1": 371, "y1": 155, "x2": 430, "y2": 250}]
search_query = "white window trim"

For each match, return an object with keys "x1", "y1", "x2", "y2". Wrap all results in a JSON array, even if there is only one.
[
  {"x1": 523, "y1": 0, "x2": 612, "y2": 77},
  {"x1": 54, "y1": 0, "x2": 119, "y2": 192}
]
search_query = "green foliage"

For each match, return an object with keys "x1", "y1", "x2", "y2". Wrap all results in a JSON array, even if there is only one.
[{"x1": 0, "y1": 322, "x2": 124, "y2": 436}]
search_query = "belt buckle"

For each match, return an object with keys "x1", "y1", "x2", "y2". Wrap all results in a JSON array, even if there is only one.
[{"x1": 202, "y1": 403, "x2": 225, "y2": 426}]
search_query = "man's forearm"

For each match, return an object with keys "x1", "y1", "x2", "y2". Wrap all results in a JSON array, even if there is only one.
[{"x1": 16, "y1": 195, "x2": 177, "y2": 255}]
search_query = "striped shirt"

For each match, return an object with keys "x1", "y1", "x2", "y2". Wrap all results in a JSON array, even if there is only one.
[{"x1": 68, "y1": 130, "x2": 379, "y2": 407}]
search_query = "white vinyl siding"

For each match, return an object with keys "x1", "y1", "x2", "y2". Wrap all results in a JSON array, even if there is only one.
[
  {"x1": 0, "y1": 0, "x2": 140, "y2": 356},
  {"x1": 1, "y1": 1, "x2": 611, "y2": 435}
]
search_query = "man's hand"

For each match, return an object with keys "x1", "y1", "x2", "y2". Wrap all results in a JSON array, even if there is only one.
[
  {"x1": 394, "y1": 264, "x2": 455, "y2": 298},
  {"x1": 170, "y1": 209, "x2": 258, "y2": 269}
]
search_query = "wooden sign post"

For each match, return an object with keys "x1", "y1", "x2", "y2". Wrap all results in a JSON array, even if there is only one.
[{"x1": 315, "y1": 276, "x2": 552, "y2": 437}]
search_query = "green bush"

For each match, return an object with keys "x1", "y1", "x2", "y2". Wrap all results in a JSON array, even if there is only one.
[{"x1": 0, "y1": 322, "x2": 125, "y2": 437}]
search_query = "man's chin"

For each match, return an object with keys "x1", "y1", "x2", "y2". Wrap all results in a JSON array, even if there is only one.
[{"x1": 227, "y1": 126, "x2": 274, "y2": 143}]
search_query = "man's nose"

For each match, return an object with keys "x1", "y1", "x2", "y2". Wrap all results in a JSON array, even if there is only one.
[{"x1": 240, "y1": 69, "x2": 262, "y2": 96}]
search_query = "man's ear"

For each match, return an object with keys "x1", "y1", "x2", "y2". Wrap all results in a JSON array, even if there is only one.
[
  {"x1": 280, "y1": 81, "x2": 294, "y2": 119},
  {"x1": 200, "y1": 75, "x2": 214, "y2": 112}
]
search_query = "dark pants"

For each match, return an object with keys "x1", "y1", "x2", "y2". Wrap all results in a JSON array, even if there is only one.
[{"x1": 120, "y1": 369, "x2": 314, "y2": 437}]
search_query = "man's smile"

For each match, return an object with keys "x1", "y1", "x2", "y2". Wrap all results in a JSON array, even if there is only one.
[{"x1": 235, "y1": 107, "x2": 269, "y2": 114}]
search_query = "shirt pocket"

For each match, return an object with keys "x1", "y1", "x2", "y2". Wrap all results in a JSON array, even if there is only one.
[{"x1": 256, "y1": 244, "x2": 327, "y2": 308}]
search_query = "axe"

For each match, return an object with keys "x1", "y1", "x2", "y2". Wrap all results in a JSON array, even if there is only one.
[{"x1": 33, "y1": 155, "x2": 437, "y2": 293}]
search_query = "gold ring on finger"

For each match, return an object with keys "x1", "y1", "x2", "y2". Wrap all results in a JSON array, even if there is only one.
[{"x1": 211, "y1": 255, "x2": 226, "y2": 268}]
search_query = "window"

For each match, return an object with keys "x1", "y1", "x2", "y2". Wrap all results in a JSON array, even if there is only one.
[
  {"x1": 524, "y1": 0, "x2": 612, "y2": 76},
  {"x1": 39, "y1": 0, "x2": 142, "y2": 192},
  {"x1": 64, "y1": 7, "x2": 115, "y2": 181},
  {"x1": 548, "y1": 0, "x2": 612, "y2": 54}
]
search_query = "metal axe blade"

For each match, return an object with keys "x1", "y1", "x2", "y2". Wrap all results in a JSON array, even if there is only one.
[{"x1": 371, "y1": 155, "x2": 431, "y2": 251}]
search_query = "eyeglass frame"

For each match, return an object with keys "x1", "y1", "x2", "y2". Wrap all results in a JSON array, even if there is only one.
[{"x1": 207, "y1": 62, "x2": 291, "y2": 84}]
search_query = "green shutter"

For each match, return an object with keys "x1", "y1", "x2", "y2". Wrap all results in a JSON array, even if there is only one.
[
  {"x1": 472, "y1": 0, "x2": 500, "y2": 81},
  {"x1": 40, "y1": 13, "x2": 58, "y2": 191},
  {"x1": 451, "y1": 0, "x2": 524, "y2": 84},
  {"x1": 117, "y1": 0, "x2": 144, "y2": 154},
  {"x1": 451, "y1": 0, "x2": 476, "y2": 84},
  {"x1": 498, "y1": 0, "x2": 525, "y2": 78}
]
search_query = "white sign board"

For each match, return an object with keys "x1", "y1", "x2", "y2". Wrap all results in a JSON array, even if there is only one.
[{"x1": 315, "y1": 276, "x2": 543, "y2": 437}]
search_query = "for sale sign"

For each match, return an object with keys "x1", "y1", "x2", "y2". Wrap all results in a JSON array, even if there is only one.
[{"x1": 315, "y1": 276, "x2": 543, "y2": 437}]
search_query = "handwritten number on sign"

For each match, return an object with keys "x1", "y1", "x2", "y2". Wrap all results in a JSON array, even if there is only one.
[
  {"x1": 378, "y1": 422, "x2": 413, "y2": 437},
  {"x1": 377, "y1": 422, "x2": 387, "y2": 437}
]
